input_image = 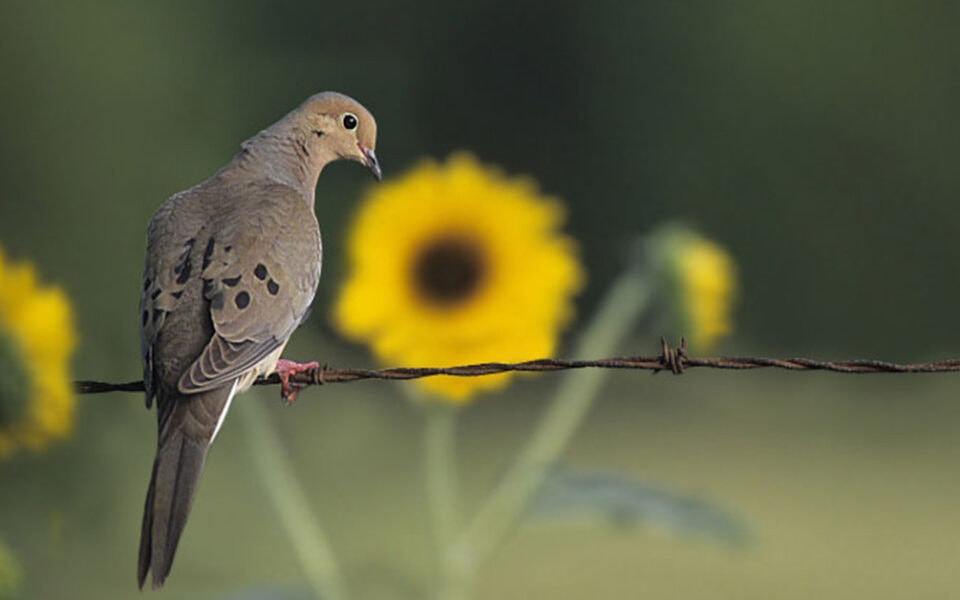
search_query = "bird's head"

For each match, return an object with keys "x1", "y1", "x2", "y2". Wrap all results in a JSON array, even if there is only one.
[{"x1": 298, "y1": 91, "x2": 381, "y2": 181}]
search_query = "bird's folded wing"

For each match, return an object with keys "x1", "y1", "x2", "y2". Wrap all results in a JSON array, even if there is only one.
[
  {"x1": 177, "y1": 185, "x2": 321, "y2": 394},
  {"x1": 141, "y1": 194, "x2": 193, "y2": 407},
  {"x1": 178, "y1": 334, "x2": 283, "y2": 392}
]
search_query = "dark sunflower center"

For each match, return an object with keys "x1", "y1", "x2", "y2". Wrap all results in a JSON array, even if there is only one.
[
  {"x1": 413, "y1": 236, "x2": 486, "y2": 306},
  {"x1": 0, "y1": 326, "x2": 31, "y2": 426}
]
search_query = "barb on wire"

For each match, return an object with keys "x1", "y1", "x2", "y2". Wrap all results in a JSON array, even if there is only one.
[{"x1": 73, "y1": 339, "x2": 960, "y2": 395}]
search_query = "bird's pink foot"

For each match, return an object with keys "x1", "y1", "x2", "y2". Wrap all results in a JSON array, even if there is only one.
[{"x1": 275, "y1": 359, "x2": 320, "y2": 404}]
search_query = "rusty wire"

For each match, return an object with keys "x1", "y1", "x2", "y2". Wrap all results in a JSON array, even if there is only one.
[{"x1": 73, "y1": 339, "x2": 960, "y2": 395}]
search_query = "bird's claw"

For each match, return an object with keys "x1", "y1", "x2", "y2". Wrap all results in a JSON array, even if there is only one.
[{"x1": 275, "y1": 359, "x2": 320, "y2": 404}]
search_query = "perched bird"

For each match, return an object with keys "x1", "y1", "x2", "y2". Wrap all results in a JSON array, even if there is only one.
[{"x1": 137, "y1": 92, "x2": 380, "y2": 589}]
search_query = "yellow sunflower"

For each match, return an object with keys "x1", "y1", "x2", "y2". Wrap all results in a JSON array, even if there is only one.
[
  {"x1": 648, "y1": 224, "x2": 738, "y2": 350},
  {"x1": 0, "y1": 245, "x2": 77, "y2": 458},
  {"x1": 335, "y1": 153, "x2": 584, "y2": 402}
]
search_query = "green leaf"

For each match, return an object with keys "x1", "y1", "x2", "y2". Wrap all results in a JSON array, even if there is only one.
[
  {"x1": 0, "y1": 537, "x2": 22, "y2": 600},
  {"x1": 526, "y1": 466, "x2": 748, "y2": 545}
]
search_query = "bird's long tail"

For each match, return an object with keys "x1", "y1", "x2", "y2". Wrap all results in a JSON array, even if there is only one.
[{"x1": 137, "y1": 386, "x2": 233, "y2": 589}]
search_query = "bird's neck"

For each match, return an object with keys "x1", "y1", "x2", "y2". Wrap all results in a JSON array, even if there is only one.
[{"x1": 232, "y1": 130, "x2": 331, "y2": 205}]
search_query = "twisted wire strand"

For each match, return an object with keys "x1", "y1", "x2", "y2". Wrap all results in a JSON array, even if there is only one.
[{"x1": 74, "y1": 339, "x2": 960, "y2": 395}]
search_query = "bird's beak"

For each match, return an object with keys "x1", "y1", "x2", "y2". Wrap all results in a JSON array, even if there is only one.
[{"x1": 358, "y1": 144, "x2": 382, "y2": 181}]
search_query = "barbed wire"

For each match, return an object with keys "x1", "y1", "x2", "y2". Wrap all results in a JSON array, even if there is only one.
[{"x1": 74, "y1": 339, "x2": 960, "y2": 395}]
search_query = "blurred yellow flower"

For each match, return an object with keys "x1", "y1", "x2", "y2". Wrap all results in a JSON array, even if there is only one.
[
  {"x1": 335, "y1": 153, "x2": 583, "y2": 402},
  {"x1": 0, "y1": 246, "x2": 77, "y2": 459},
  {"x1": 649, "y1": 225, "x2": 738, "y2": 350}
]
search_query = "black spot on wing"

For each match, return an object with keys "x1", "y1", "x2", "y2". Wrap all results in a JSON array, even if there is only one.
[
  {"x1": 150, "y1": 288, "x2": 162, "y2": 300},
  {"x1": 174, "y1": 238, "x2": 195, "y2": 285},
  {"x1": 175, "y1": 261, "x2": 192, "y2": 284},
  {"x1": 254, "y1": 264, "x2": 268, "y2": 280},
  {"x1": 171, "y1": 290, "x2": 183, "y2": 300},
  {"x1": 223, "y1": 275, "x2": 242, "y2": 287},
  {"x1": 202, "y1": 237, "x2": 216, "y2": 270},
  {"x1": 235, "y1": 291, "x2": 250, "y2": 309},
  {"x1": 141, "y1": 309, "x2": 149, "y2": 326},
  {"x1": 267, "y1": 279, "x2": 280, "y2": 295}
]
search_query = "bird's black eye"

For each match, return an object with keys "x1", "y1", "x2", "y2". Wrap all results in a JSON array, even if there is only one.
[{"x1": 342, "y1": 113, "x2": 358, "y2": 130}]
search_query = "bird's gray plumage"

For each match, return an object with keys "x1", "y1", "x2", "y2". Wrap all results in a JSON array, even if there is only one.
[{"x1": 137, "y1": 91, "x2": 379, "y2": 589}]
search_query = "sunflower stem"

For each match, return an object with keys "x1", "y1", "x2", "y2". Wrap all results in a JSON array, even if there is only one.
[
  {"x1": 422, "y1": 400, "x2": 467, "y2": 600},
  {"x1": 449, "y1": 265, "x2": 653, "y2": 585},
  {"x1": 238, "y1": 396, "x2": 348, "y2": 600}
]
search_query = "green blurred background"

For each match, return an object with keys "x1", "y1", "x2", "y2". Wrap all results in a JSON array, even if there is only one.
[{"x1": 2, "y1": 1, "x2": 960, "y2": 598}]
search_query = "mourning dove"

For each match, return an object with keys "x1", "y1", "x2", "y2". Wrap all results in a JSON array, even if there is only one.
[{"x1": 137, "y1": 91, "x2": 380, "y2": 589}]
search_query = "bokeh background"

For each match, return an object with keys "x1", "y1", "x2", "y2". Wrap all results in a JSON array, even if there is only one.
[{"x1": 2, "y1": 1, "x2": 960, "y2": 598}]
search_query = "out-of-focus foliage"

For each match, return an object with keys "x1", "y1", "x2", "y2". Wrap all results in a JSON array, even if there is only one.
[
  {"x1": 0, "y1": 537, "x2": 22, "y2": 600},
  {"x1": 528, "y1": 466, "x2": 747, "y2": 544}
]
